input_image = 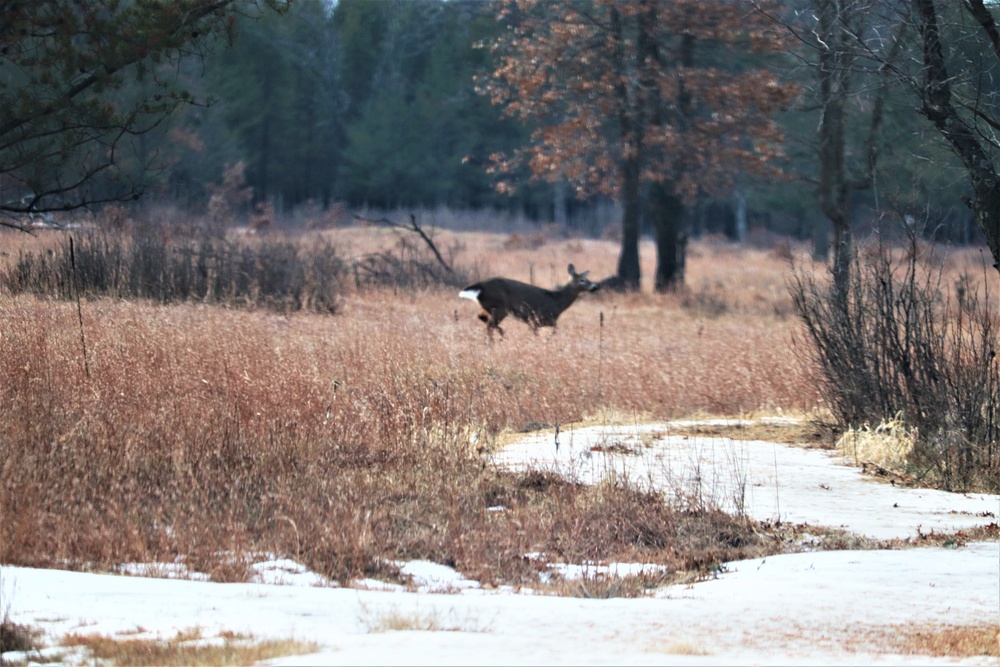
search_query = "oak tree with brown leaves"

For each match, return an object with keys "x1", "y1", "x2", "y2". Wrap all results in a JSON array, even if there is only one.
[{"x1": 481, "y1": 0, "x2": 797, "y2": 290}]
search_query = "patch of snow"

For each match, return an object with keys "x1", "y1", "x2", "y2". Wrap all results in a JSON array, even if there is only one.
[
  {"x1": 496, "y1": 424, "x2": 998, "y2": 540},
  {"x1": 395, "y1": 560, "x2": 482, "y2": 593},
  {"x1": 115, "y1": 560, "x2": 210, "y2": 581},
  {"x1": 251, "y1": 558, "x2": 333, "y2": 587},
  {"x1": 3, "y1": 544, "x2": 997, "y2": 665}
]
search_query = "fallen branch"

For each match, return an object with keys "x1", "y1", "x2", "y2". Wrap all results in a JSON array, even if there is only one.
[{"x1": 354, "y1": 213, "x2": 454, "y2": 275}]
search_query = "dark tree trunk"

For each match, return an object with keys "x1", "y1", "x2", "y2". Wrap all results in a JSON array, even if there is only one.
[
  {"x1": 812, "y1": 215, "x2": 831, "y2": 262},
  {"x1": 812, "y1": 0, "x2": 897, "y2": 299},
  {"x1": 649, "y1": 19, "x2": 689, "y2": 292},
  {"x1": 618, "y1": 159, "x2": 642, "y2": 289},
  {"x1": 650, "y1": 184, "x2": 686, "y2": 292},
  {"x1": 611, "y1": 3, "x2": 642, "y2": 290},
  {"x1": 915, "y1": 0, "x2": 1000, "y2": 274},
  {"x1": 616, "y1": 155, "x2": 642, "y2": 289},
  {"x1": 815, "y1": 0, "x2": 853, "y2": 303}
]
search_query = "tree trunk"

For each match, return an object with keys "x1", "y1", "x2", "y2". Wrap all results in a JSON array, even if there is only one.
[
  {"x1": 616, "y1": 154, "x2": 642, "y2": 289},
  {"x1": 915, "y1": 0, "x2": 1000, "y2": 273},
  {"x1": 830, "y1": 208, "x2": 853, "y2": 299},
  {"x1": 553, "y1": 179, "x2": 567, "y2": 227},
  {"x1": 815, "y1": 0, "x2": 852, "y2": 303},
  {"x1": 650, "y1": 184, "x2": 686, "y2": 292},
  {"x1": 812, "y1": 215, "x2": 831, "y2": 261},
  {"x1": 611, "y1": 3, "x2": 642, "y2": 289},
  {"x1": 732, "y1": 189, "x2": 748, "y2": 243}
]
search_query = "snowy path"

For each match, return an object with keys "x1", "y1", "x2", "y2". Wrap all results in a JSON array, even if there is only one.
[{"x1": 495, "y1": 421, "x2": 999, "y2": 540}]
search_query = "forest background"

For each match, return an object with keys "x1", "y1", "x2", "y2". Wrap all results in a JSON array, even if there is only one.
[{"x1": 1, "y1": 0, "x2": 979, "y2": 252}]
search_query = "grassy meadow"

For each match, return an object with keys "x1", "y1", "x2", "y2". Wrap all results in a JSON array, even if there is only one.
[{"x1": 2, "y1": 222, "x2": 987, "y2": 589}]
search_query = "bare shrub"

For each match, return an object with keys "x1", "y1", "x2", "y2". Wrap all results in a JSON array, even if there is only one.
[
  {"x1": 1, "y1": 614, "x2": 41, "y2": 653},
  {"x1": 249, "y1": 201, "x2": 274, "y2": 234},
  {"x1": 0, "y1": 228, "x2": 347, "y2": 314},
  {"x1": 301, "y1": 200, "x2": 349, "y2": 230},
  {"x1": 790, "y1": 235, "x2": 1000, "y2": 491},
  {"x1": 352, "y1": 233, "x2": 465, "y2": 289}
]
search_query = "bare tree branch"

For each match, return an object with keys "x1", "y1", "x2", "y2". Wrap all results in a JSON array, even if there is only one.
[{"x1": 353, "y1": 213, "x2": 454, "y2": 274}]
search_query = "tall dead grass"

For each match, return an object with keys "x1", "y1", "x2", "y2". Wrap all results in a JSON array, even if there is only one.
[{"x1": 0, "y1": 227, "x2": 829, "y2": 587}]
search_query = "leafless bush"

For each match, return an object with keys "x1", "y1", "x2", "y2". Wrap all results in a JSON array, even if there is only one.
[
  {"x1": 1, "y1": 227, "x2": 347, "y2": 314},
  {"x1": 1, "y1": 613, "x2": 41, "y2": 653},
  {"x1": 351, "y1": 232, "x2": 466, "y2": 289},
  {"x1": 790, "y1": 235, "x2": 1000, "y2": 491}
]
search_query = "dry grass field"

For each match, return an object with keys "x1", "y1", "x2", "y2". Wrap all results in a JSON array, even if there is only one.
[{"x1": 1, "y1": 223, "x2": 991, "y2": 590}]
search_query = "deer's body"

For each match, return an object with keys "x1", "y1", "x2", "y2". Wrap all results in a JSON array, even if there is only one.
[{"x1": 459, "y1": 264, "x2": 599, "y2": 337}]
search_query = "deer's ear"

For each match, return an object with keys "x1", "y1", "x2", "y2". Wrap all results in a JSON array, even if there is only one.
[{"x1": 568, "y1": 264, "x2": 576, "y2": 276}]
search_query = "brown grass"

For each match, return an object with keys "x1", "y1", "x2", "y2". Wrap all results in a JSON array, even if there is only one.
[
  {"x1": 0, "y1": 225, "x2": 989, "y2": 591},
  {"x1": 838, "y1": 622, "x2": 1000, "y2": 659},
  {"x1": 357, "y1": 601, "x2": 491, "y2": 633},
  {"x1": 61, "y1": 628, "x2": 319, "y2": 666},
  {"x1": 890, "y1": 623, "x2": 1000, "y2": 658}
]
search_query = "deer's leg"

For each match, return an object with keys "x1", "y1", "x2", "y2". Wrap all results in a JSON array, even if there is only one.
[
  {"x1": 528, "y1": 313, "x2": 543, "y2": 335},
  {"x1": 485, "y1": 319, "x2": 504, "y2": 340},
  {"x1": 491, "y1": 310, "x2": 507, "y2": 338},
  {"x1": 480, "y1": 309, "x2": 506, "y2": 339}
]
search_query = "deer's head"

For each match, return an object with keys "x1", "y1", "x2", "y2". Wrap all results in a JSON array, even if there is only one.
[{"x1": 567, "y1": 264, "x2": 600, "y2": 295}]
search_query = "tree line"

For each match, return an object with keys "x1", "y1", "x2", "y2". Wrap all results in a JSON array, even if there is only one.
[{"x1": 3, "y1": 1, "x2": 1000, "y2": 286}]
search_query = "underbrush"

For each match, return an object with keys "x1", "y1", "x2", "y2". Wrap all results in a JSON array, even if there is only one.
[
  {"x1": 0, "y1": 614, "x2": 41, "y2": 654},
  {"x1": 790, "y1": 236, "x2": 1000, "y2": 492},
  {"x1": 2, "y1": 227, "x2": 348, "y2": 314},
  {"x1": 0, "y1": 220, "x2": 466, "y2": 315}
]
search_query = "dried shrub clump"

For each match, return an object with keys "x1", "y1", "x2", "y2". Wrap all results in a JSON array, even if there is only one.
[
  {"x1": 836, "y1": 413, "x2": 915, "y2": 474},
  {"x1": 1, "y1": 226, "x2": 347, "y2": 314},
  {"x1": 62, "y1": 628, "x2": 319, "y2": 667},
  {"x1": 0, "y1": 614, "x2": 42, "y2": 653},
  {"x1": 875, "y1": 623, "x2": 1000, "y2": 658},
  {"x1": 790, "y1": 235, "x2": 1000, "y2": 492}
]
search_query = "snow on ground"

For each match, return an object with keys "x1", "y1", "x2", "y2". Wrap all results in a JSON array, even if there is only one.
[
  {"x1": 494, "y1": 420, "x2": 999, "y2": 540},
  {"x1": 2, "y1": 420, "x2": 999, "y2": 666}
]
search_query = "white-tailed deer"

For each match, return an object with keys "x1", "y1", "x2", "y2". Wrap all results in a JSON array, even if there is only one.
[{"x1": 459, "y1": 264, "x2": 599, "y2": 337}]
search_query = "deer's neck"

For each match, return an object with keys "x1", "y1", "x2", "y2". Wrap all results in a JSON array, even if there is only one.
[{"x1": 552, "y1": 285, "x2": 580, "y2": 314}]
